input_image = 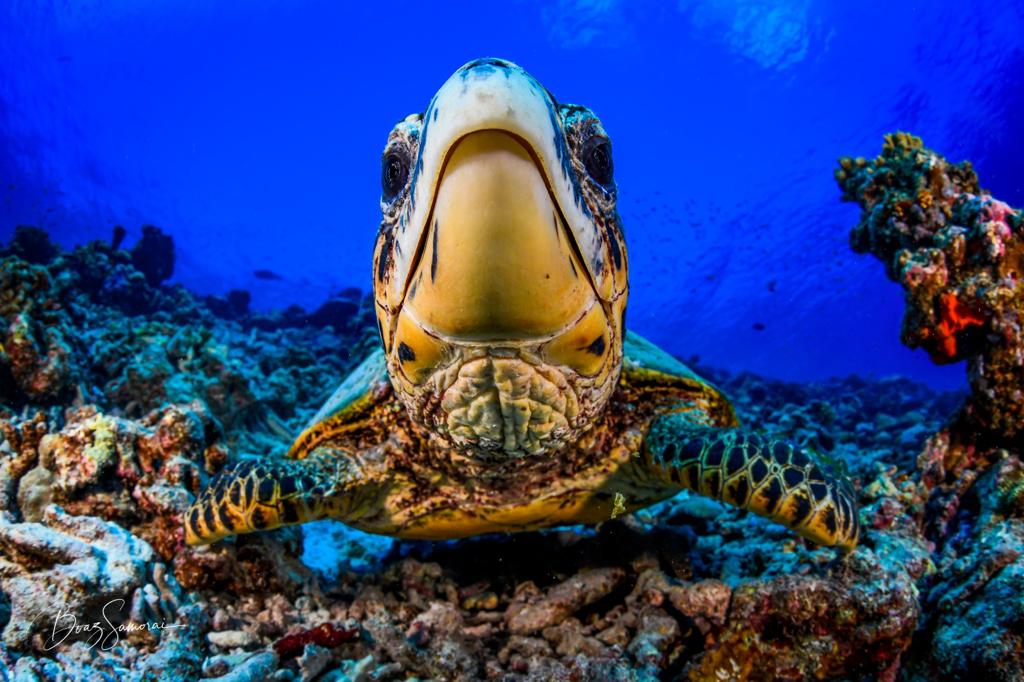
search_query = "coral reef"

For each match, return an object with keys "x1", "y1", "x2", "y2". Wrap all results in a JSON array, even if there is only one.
[
  {"x1": 0, "y1": 201, "x2": 1020, "y2": 679},
  {"x1": 834, "y1": 134, "x2": 1024, "y2": 681},
  {"x1": 836, "y1": 132, "x2": 1024, "y2": 443}
]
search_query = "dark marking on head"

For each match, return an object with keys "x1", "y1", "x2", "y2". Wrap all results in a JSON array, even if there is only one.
[
  {"x1": 229, "y1": 483, "x2": 241, "y2": 507},
  {"x1": 661, "y1": 442, "x2": 677, "y2": 461},
  {"x1": 606, "y1": 222, "x2": 622, "y2": 269},
  {"x1": 301, "y1": 476, "x2": 316, "y2": 490},
  {"x1": 810, "y1": 483, "x2": 829, "y2": 502},
  {"x1": 670, "y1": 467, "x2": 680, "y2": 484},
  {"x1": 544, "y1": 86, "x2": 560, "y2": 108},
  {"x1": 462, "y1": 57, "x2": 511, "y2": 72},
  {"x1": 189, "y1": 507, "x2": 200, "y2": 531},
  {"x1": 244, "y1": 477, "x2": 255, "y2": 505},
  {"x1": 203, "y1": 504, "x2": 216, "y2": 531},
  {"x1": 377, "y1": 231, "x2": 393, "y2": 283},
  {"x1": 280, "y1": 476, "x2": 298, "y2": 497},
  {"x1": 806, "y1": 465, "x2": 825, "y2": 483},
  {"x1": 430, "y1": 219, "x2": 439, "y2": 282},
  {"x1": 548, "y1": 104, "x2": 588, "y2": 216},
  {"x1": 790, "y1": 448, "x2": 811, "y2": 468},
  {"x1": 398, "y1": 342, "x2": 417, "y2": 363},
  {"x1": 585, "y1": 336, "x2": 606, "y2": 356}
]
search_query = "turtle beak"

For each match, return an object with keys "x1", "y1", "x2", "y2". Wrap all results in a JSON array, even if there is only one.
[
  {"x1": 401, "y1": 129, "x2": 593, "y2": 342},
  {"x1": 380, "y1": 58, "x2": 625, "y2": 325}
]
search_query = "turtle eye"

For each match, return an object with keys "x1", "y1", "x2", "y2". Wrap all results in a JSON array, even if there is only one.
[
  {"x1": 381, "y1": 150, "x2": 410, "y2": 202},
  {"x1": 583, "y1": 136, "x2": 613, "y2": 187}
]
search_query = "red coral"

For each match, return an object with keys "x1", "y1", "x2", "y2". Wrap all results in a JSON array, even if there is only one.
[
  {"x1": 931, "y1": 292, "x2": 985, "y2": 361},
  {"x1": 273, "y1": 622, "x2": 358, "y2": 657}
]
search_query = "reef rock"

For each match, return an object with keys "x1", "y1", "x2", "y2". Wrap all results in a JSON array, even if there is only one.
[
  {"x1": 0, "y1": 506, "x2": 156, "y2": 650},
  {"x1": 130, "y1": 225, "x2": 176, "y2": 287},
  {"x1": 836, "y1": 133, "x2": 1024, "y2": 443},
  {"x1": 7, "y1": 402, "x2": 221, "y2": 559}
]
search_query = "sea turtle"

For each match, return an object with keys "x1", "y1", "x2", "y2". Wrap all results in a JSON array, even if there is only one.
[{"x1": 185, "y1": 58, "x2": 860, "y2": 551}]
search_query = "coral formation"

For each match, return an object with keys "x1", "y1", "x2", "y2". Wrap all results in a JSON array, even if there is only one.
[
  {"x1": 834, "y1": 134, "x2": 1024, "y2": 681},
  {"x1": 130, "y1": 225, "x2": 176, "y2": 287},
  {"x1": 836, "y1": 133, "x2": 1024, "y2": 443}
]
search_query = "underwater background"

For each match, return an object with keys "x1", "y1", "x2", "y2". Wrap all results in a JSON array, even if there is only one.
[
  {"x1": 3, "y1": 2, "x2": 1024, "y2": 681},
  {"x1": 4, "y1": 0, "x2": 1023, "y2": 389}
]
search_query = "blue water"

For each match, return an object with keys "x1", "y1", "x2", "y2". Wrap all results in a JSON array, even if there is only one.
[{"x1": 2, "y1": 1, "x2": 1023, "y2": 390}]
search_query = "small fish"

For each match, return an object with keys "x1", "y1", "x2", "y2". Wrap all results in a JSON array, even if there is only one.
[{"x1": 253, "y1": 269, "x2": 283, "y2": 281}]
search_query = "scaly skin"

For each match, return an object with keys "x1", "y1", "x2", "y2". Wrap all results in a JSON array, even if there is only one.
[
  {"x1": 187, "y1": 340, "x2": 860, "y2": 550},
  {"x1": 185, "y1": 59, "x2": 860, "y2": 551}
]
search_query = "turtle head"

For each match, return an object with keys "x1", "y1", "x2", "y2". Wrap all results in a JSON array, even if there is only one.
[{"x1": 372, "y1": 58, "x2": 628, "y2": 459}]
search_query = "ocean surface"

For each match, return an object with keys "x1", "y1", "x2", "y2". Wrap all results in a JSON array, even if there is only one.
[{"x1": 3, "y1": 1, "x2": 1022, "y2": 390}]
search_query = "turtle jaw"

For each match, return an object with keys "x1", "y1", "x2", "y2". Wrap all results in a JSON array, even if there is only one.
[
  {"x1": 386, "y1": 129, "x2": 622, "y2": 459},
  {"x1": 401, "y1": 129, "x2": 594, "y2": 343},
  {"x1": 376, "y1": 58, "x2": 628, "y2": 316}
]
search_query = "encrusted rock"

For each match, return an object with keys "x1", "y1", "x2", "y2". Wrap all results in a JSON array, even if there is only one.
[
  {"x1": 0, "y1": 506, "x2": 156, "y2": 650},
  {"x1": 506, "y1": 567, "x2": 625, "y2": 634},
  {"x1": 837, "y1": 133, "x2": 1024, "y2": 441},
  {"x1": 688, "y1": 545, "x2": 920, "y2": 681}
]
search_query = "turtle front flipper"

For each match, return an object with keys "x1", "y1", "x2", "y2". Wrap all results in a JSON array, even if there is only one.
[
  {"x1": 643, "y1": 412, "x2": 860, "y2": 551},
  {"x1": 185, "y1": 454, "x2": 380, "y2": 545}
]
